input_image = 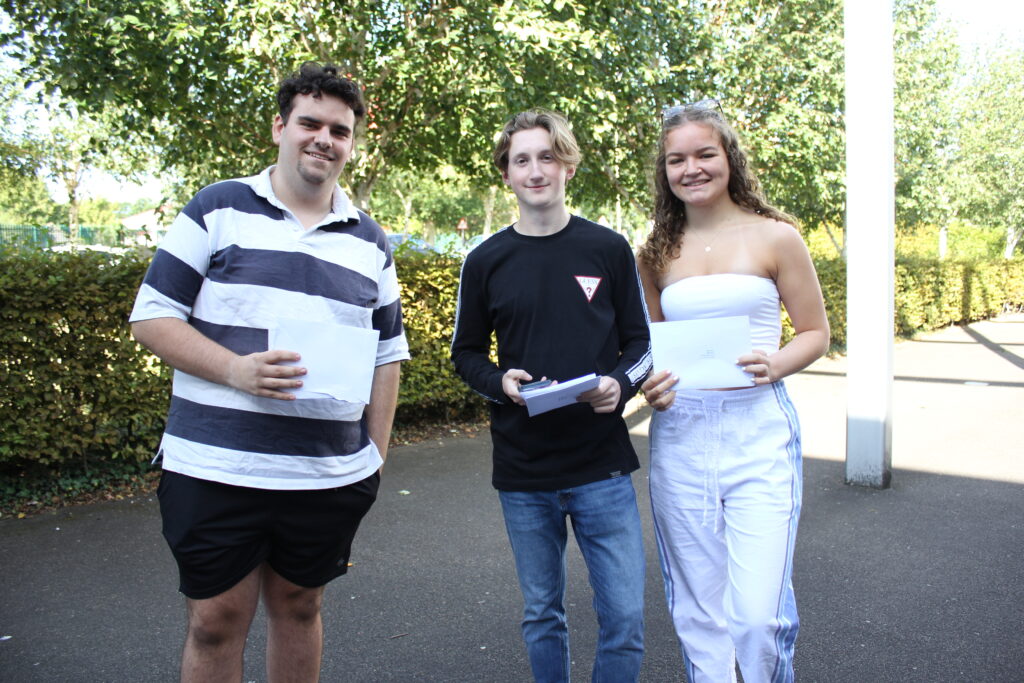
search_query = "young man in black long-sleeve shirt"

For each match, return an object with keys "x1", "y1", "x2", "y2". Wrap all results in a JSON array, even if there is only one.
[{"x1": 451, "y1": 110, "x2": 651, "y2": 682}]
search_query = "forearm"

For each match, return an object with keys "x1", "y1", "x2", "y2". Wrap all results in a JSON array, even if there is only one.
[
  {"x1": 365, "y1": 361, "x2": 402, "y2": 463},
  {"x1": 131, "y1": 317, "x2": 305, "y2": 399},
  {"x1": 131, "y1": 317, "x2": 237, "y2": 386},
  {"x1": 768, "y1": 328, "x2": 830, "y2": 380},
  {"x1": 452, "y1": 350, "x2": 508, "y2": 403},
  {"x1": 611, "y1": 338, "x2": 652, "y2": 396},
  {"x1": 450, "y1": 306, "x2": 508, "y2": 403},
  {"x1": 610, "y1": 248, "x2": 653, "y2": 401},
  {"x1": 605, "y1": 321, "x2": 652, "y2": 411}
]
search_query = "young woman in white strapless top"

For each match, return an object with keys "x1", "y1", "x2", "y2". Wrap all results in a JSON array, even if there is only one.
[{"x1": 636, "y1": 102, "x2": 829, "y2": 683}]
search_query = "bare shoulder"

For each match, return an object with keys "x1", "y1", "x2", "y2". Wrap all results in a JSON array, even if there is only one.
[
  {"x1": 739, "y1": 218, "x2": 808, "y2": 280},
  {"x1": 637, "y1": 254, "x2": 667, "y2": 295},
  {"x1": 753, "y1": 218, "x2": 807, "y2": 255},
  {"x1": 734, "y1": 215, "x2": 792, "y2": 239},
  {"x1": 636, "y1": 253, "x2": 657, "y2": 280},
  {"x1": 756, "y1": 217, "x2": 800, "y2": 240}
]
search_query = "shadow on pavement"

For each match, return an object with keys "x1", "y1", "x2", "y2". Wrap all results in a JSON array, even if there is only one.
[{"x1": 1, "y1": 424, "x2": 1021, "y2": 681}]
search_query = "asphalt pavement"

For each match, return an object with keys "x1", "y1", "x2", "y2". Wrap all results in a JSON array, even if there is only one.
[{"x1": 1, "y1": 315, "x2": 1022, "y2": 682}]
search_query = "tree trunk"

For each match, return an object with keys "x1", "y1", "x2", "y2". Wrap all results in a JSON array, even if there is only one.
[
  {"x1": 825, "y1": 222, "x2": 846, "y2": 260},
  {"x1": 1005, "y1": 225, "x2": 1021, "y2": 260},
  {"x1": 482, "y1": 185, "x2": 497, "y2": 237},
  {"x1": 63, "y1": 158, "x2": 83, "y2": 242},
  {"x1": 938, "y1": 224, "x2": 947, "y2": 259},
  {"x1": 67, "y1": 195, "x2": 80, "y2": 241},
  {"x1": 393, "y1": 186, "x2": 413, "y2": 232},
  {"x1": 352, "y1": 176, "x2": 377, "y2": 213},
  {"x1": 402, "y1": 196, "x2": 413, "y2": 232},
  {"x1": 615, "y1": 195, "x2": 622, "y2": 234}
]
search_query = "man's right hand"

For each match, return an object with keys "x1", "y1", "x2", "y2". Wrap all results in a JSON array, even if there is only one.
[
  {"x1": 226, "y1": 350, "x2": 307, "y2": 400},
  {"x1": 132, "y1": 318, "x2": 308, "y2": 401},
  {"x1": 501, "y1": 368, "x2": 534, "y2": 406}
]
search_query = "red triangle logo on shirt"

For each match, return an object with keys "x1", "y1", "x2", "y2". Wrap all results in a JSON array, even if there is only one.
[{"x1": 575, "y1": 276, "x2": 602, "y2": 302}]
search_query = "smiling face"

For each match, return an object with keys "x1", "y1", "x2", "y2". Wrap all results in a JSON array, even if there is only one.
[
  {"x1": 663, "y1": 122, "x2": 731, "y2": 208},
  {"x1": 272, "y1": 92, "x2": 356, "y2": 192},
  {"x1": 501, "y1": 127, "x2": 576, "y2": 211}
]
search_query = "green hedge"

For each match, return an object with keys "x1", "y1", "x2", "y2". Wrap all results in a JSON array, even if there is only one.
[
  {"x1": 0, "y1": 249, "x2": 171, "y2": 500},
  {"x1": 0, "y1": 247, "x2": 482, "y2": 493},
  {"x1": 2, "y1": 248, "x2": 1022, "y2": 499},
  {"x1": 393, "y1": 251, "x2": 483, "y2": 421},
  {"x1": 893, "y1": 258, "x2": 1024, "y2": 336},
  {"x1": 780, "y1": 257, "x2": 1024, "y2": 349}
]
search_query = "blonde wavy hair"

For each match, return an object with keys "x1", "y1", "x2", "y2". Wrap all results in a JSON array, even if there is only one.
[
  {"x1": 638, "y1": 106, "x2": 797, "y2": 274},
  {"x1": 492, "y1": 109, "x2": 582, "y2": 172}
]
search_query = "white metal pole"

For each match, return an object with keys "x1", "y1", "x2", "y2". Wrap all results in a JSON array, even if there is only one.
[{"x1": 844, "y1": 0, "x2": 895, "y2": 488}]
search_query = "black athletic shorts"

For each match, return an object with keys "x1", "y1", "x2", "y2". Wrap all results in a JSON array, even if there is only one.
[{"x1": 157, "y1": 469, "x2": 380, "y2": 600}]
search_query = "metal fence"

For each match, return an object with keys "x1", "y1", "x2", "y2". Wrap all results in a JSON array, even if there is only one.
[{"x1": 0, "y1": 224, "x2": 132, "y2": 250}]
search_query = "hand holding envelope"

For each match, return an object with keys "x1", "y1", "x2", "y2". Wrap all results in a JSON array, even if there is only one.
[
  {"x1": 649, "y1": 315, "x2": 756, "y2": 390},
  {"x1": 269, "y1": 318, "x2": 379, "y2": 403},
  {"x1": 520, "y1": 373, "x2": 601, "y2": 417}
]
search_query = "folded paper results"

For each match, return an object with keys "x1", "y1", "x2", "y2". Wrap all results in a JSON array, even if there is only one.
[
  {"x1": 520, "y1": 373, "x2": 601, "y2": 417},
  {"x1": 270, "y1": 319, "x2": 379, "y2": 403},
  {"x1": 649, "y1": 315, "x2": 755, "y2": 390}
]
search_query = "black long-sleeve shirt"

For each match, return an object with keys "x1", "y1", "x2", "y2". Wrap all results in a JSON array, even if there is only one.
[{"x1": 451, "y1": 216, "x2": 652, "y2": 491}]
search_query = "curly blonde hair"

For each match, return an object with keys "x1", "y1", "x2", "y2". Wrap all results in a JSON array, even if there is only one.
[{"x1": 638, "y1": 107, "x2": 797, "y2": 274}]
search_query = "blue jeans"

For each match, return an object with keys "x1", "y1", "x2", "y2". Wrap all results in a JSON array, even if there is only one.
[{"x1": 499, "y1": 474, "x2": 645, "y2": 683}]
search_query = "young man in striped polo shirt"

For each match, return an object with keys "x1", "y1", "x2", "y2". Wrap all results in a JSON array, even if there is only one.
[{"x1": 130, "y1": 62, "x2": 408, "y2": 681}]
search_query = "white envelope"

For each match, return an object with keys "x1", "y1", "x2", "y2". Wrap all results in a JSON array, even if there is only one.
[
  {"x1": 650, "y1": 316, "x2": 755, "y2": 390},
  {"x1": 269, "y1": 319, "x2": 379, "y2": 403},
  {"x1": 521, "y1": 373, "x2": 601, "y2": 417}
]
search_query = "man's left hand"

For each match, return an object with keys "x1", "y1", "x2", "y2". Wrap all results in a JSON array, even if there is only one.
[{"x1": 577, "y1": 376, "x2": 621, "y2": 414}]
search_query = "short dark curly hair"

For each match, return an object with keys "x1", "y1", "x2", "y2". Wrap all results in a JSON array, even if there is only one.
[{"x1": 276, "y1": 62, "x2": 366, "y2": 123}]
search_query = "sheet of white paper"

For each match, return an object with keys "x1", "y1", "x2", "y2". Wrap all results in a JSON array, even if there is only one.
[
  {"x1": 521, "y1": 373, "x2": 601, "y2": 417},
  {"x1": 269, "y1": 319, "x2": 379, "y2": 403},
  {"x1": 650, "y1": 316, "x2": 755, "y2": 390}
]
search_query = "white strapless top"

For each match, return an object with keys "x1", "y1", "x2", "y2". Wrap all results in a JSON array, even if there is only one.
[{"x1": 660, "y1": 274, "x2": 781, "y2": 353}]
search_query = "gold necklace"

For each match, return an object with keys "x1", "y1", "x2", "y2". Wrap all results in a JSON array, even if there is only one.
[{"x1": 687, "y1": 228, "x2": 721, "y2": 253}]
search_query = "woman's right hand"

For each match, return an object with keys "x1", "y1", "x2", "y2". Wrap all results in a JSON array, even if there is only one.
[{"x1": 642, "y1": 369, "x2": 678, "y2": 411}]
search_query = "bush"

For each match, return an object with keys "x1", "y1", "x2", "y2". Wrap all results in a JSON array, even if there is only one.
[
  {"x1": 894, "y1": 257, "x2": 1024, "y2": 335},
  {"x1": 0, "y1": 248, "x2": 170, "y2": 485},
  {"x1": 781, "y1": 256, "x2": 1024, "y2": 350},
  {"x1": 896, "y1": 222, "x2": 1004, "y2": 260},
  {"x1": 2, "y1": 247, "x2": 1022, "y2": 508},
  {"x1": 0, "y1": 246, "x2": 484, "y2": 508},
  {"x1": 394, "y1": 251, "x2": 485, "y2": 422}
]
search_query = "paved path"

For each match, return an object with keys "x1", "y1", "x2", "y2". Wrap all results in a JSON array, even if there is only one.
[{"x1": 1, "y1": 316, "x2": 1022, "y2": 681}]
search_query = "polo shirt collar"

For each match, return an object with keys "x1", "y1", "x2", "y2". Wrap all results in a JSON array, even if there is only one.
[{"x1": 251, "y1": 166, "x2": 361, "y2": 226}]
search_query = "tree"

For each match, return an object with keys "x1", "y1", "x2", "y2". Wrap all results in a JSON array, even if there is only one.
[
  {"x1": 43, "y1": 111, "x2": 91, "y2": 234},
  {"x1": 5, "y1": 0, "x2": 864, "y2": 244},
  {"x1": 0, "y1": 59, "x2": 36, "y2": 187},
  {"x1": 0, "y1": 57, "x2": 58, "y2": 225},
  {"x1": 0, "y1": 50, "x2": 145, "y2": 231},
  {"x1": 953, "y1": 47, "x2": 1024, "y2": 259},
  {"x1": 1, "y1": 0, "x2": 704, "y2": 214},
  {"x1": 700, "y1": 0, "x2": 846, "y2": 251},
  {"x1": 77, "y1": 198, "x2": 122, "y2": 226},
  {"x1": 894, "y1": 0, "x2": 959, "y2": 257},
  {"x1": 0, "y1": 173, "x2": 60, "y2": 225},
  {"x1": 370, "y1": 165, "x2": 516, "y2": 242}
]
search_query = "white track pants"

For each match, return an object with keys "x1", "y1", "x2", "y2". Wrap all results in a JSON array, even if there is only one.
[{"x1": 649, "y1": 382, "x2": 802, "y2": 683}]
